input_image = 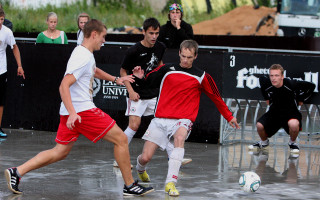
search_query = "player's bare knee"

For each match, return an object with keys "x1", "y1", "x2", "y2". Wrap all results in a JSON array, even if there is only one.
[
  {"x1": 288, "y1": 119, "x2": 299, "y2": 129},
  {"x1": 129, "y1": 116, "x2": 141, "y2": 131},
  {"x1": 256, "y1": 122, "x2": 264, "y2": 131},
  {"x1": 140, "y1": 153, "x2": 152, "y2": 163},
  {"x1": 173, "y1": 135, "x2": 186, "y2": 147},
  {"x1": 129, "y1": 123, "x2": 139, "y2": 131},
  {"x1": 114, "y1": 132, "x2": 128, "y2": 147}
]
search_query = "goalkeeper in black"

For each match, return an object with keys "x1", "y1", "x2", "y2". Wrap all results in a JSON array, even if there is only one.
[{"x1": 248, "y1": 64, "x2": 315, "y2": 155}]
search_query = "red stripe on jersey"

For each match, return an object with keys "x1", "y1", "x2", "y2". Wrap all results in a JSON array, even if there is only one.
[
  {"x1": 145, "y1": 64, "x2": 165, "y2": 79},
  {"x1": 201, "y1": 73, "x2": 233, "y2": 122},
  {"x1": 204, "y1": 73, "x2": 222, "y2": 99}
]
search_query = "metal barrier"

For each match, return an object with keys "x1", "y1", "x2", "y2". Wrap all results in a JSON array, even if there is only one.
[{"x1": 220, "y1": 99, "x2": 320, "y2": 148}]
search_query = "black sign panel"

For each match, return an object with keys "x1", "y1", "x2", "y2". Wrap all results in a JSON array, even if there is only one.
[
  {"x1": 3, "y1": 43, "x2": 225, "y2": 143},
  {"x1": 223, "y1": 52, "x2": 320, "y2": 103}
]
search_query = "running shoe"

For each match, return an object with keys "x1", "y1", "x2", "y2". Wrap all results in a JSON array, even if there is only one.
[
  {"x1": 181, "y1": 158, "x2": 192, "y2": 165},
  {"x1": 5, "y1": 168, "x2": 22, "y2": 194},
  {"x1": 165, "y1": 182, "x2": 180, "y2": 196},
  {"x1": 289, "y1": 143, "x2": 300, "y2": 154},
  {"x1": 248, "y1": 140, "x2": 269, "y2": 151},
  {"x1": 0, "y1": 127, "x2": 7, "y2": 138},
  {"x1": 123, "y1": 180, "x2": 154, "y2": 196},
  {"x1": 137, "y1": 170, "x2": 150, "y2": 182}
]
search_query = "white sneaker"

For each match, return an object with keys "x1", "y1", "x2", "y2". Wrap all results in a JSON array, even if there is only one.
[
  {"x1": 288, "y1": 143, "x2": 300, "y2": 154},
  {"x1": 113, "y1": 160, "x2": 133, "y2": 169},
  {"x1": 248, "y1": 140, "x2": 269, "y2": 151},
  {"x1": 181, "y1": 158, "x2": 192, "y2": 165}
]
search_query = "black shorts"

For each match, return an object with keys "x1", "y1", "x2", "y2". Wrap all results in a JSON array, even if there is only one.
[
  {"x1": 0, "y1": 72, "x2": 7, "y2": 106},
  {"x1": 257, "y1": 109, "x2": 302, "y2": 138}
]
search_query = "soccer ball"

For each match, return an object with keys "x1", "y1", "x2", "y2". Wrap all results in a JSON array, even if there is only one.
[{"x1": 239, "y1": 171, "x2": 261, "y2": 192}]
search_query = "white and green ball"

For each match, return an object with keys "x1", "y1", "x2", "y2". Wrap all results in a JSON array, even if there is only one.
[{"x1": 239, "y1": 171, "x2": 261, "y2": 192}]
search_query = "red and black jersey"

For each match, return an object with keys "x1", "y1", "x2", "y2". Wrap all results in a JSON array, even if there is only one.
[{"x1": 138, "y1": 63, "x2": 233, "y2": 122}]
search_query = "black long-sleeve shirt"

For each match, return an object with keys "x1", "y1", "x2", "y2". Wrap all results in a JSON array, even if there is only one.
[
  {"x1": 259, "y1": 76, "x2": 315, "y2": 113},
  {"x1": 158, "y1": 20, "x2": 193, "y2": 49}
]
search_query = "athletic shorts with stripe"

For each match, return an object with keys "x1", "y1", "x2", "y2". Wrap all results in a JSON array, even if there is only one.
[
  {"x1": 257, "y1": 110, "x2": 302, "y2": 138},
  {"x1": 56, "y1": 108, "x2": 116, "y2": 144},
  {"x1": 142, "y1": 118, "x2": 193, "y2": 150},
  {"x1": 125, "y1": 97, "x2": 157, "y2": 117}
]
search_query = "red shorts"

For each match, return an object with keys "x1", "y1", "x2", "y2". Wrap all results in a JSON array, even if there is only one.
[{"x1": 56, "y1": 108, "x2": 116, "y2": 144}]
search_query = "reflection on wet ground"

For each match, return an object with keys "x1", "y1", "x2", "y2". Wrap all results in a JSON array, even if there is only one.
[{"x1": 0, "y1": 129, "x2": 320, "y2": 200}]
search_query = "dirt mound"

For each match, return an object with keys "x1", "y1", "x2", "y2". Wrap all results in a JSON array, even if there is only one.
[{"x1": 192, "y1": 5, "x2": 277, "y2": 36}]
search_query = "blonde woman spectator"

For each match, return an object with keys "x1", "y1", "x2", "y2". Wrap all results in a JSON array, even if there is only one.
[
  {"x1": 36, "y1": 12, "x2": 68, "y2": 44},
  {"x1": 76, "y1": 13, "x2": 90, "y2": 45}
]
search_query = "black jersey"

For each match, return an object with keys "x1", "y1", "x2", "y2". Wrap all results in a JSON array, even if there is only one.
[
  {"x1": 121, "y1": 41, "x2": 166, "y2": 99},
  {"x1": 259, "y1": 76, "x2": 315, "y2": 113}
]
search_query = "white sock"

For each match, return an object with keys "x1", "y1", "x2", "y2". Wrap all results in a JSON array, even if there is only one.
[
  {"x1": 166, "y1": 148, "x2": 184, "y2": 184},
  {"x1": 261, "y1": 139, "x2": 269, "y2": 145},
  {"x1": 166, "y1": 142, "x2": 174, "y2": 157},
  {"x1": 289, "y1": 139, "x2": 296, "y2": 144},
  {"x1": 136, "y1": 155, "x2": 146, "y2": 173},
  {"x1": 124, "y1": 127, "x2": 136, "y2": 144}
]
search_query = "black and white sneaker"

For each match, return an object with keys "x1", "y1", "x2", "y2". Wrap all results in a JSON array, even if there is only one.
[
  {"x1": 289, "y1": 143, "x2": 300, "y2": 154},
  {"x1": 5, "y1": 168, "x2": 22, "y2": 194},
  {"x1": 123, "y1": 180, "x2": 154, "y2": 196},
  {"x1": 248, "y1": 140, "x2": 269, "y2": 151}
]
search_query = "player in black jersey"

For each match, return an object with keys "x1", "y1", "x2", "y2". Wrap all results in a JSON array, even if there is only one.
[
  {"x1": 248, "y1": 64, "x2": 315, "y2": 155},
  {"x1": 118, "y1": 18, "x2": 165, "y2": 167}
]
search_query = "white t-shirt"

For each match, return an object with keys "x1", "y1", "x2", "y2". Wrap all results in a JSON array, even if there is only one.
[
  {"x1": 59, "y1": 45, "x2": 96, "y2": 115},
  {"x1": 77, "y1": 29, "x2": 84, "y2": 46},
  {"x1": 0, "y1": 25, "x2": 16, "y2": 75}
]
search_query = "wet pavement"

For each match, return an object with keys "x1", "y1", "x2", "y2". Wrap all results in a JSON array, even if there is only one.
[{"x1": 0, "y1": 129, "x2": 320, "y2": 200}]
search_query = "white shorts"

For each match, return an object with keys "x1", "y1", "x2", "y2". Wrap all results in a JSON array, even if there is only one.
[
  {"x1": 125, "y1": 97, "x2": 157, "y2": 117},
  {"x1": 142, "y1": 118, "x2": 193, "y2": 150}
]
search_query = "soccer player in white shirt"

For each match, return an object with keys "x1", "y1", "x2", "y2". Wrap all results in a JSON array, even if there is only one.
[
  {"x1": 4, "y1": 19, "x2": 154, "y2": 196},
  {"x1": 0, "y1": 8, "x2": 25, "y2": 138}
]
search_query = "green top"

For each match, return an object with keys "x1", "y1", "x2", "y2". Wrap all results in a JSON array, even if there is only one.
[{"x1": 36, "y1": 31, "x2": 68, "y2": 44}]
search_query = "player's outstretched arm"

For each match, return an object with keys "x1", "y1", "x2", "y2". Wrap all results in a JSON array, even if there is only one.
[
  {"x1": 228, "y1": 117, "x2": 240, "y2": 129},
  {"x1": 95, "y1": 67, "x2": 134, "y2": 85}
]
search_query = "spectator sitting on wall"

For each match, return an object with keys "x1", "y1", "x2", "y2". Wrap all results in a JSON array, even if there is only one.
[
  {"x1": 76, "y1": 12, "x2": 90, "y2": 46},
  {"x1": 36, "y1": 12, "x2": 68, "y2": 44},
  {"x1": 158, "y1": 3, "x2": 193, "y2": 49},
  {"x1": 0, "y1": 3, "x2": 12, "y2": 30}
]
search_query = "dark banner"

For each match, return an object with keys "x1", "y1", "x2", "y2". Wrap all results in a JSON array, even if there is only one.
[
  {"x1": 3, "y1": 43, "x2": 224, "y2": 143},
  {"x1": 223, "y1": 52, "x2": 320, "y2": 103},
  {"x1": 6, "y1": 43, "x2": 319, "y2": 143}
]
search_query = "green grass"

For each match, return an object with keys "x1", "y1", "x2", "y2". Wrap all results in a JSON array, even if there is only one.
[{"x1": 0, "y1": 0, "x2": 257, "y2": 33}]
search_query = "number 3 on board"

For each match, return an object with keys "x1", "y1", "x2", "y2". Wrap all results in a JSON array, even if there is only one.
[{"x1": 230, "y1": 55, "x2": 235, "y2": 67}]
